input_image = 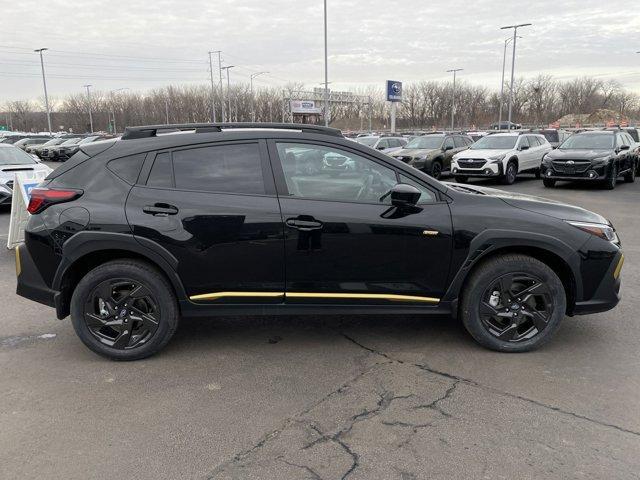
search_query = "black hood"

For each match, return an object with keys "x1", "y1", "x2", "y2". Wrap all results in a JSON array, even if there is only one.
[
  {"x1": 444, "y1": 182, "x2": 609, "y2": 224},
  {"x1": 546, "y1": 148, "x2": 613, "y2": 161}
]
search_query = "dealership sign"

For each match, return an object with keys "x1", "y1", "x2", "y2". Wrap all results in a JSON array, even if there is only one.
[
  {"x1": 386, "y1": 80, "x2": 403, "y2": 102},
  {"x1": 290, "y1": 100, "x2": 323, "y2": 114}
]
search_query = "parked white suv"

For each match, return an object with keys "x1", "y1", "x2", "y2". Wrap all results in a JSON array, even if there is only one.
[{"x1": 452, "y1": 132, "x2": 552, "y2": 184}]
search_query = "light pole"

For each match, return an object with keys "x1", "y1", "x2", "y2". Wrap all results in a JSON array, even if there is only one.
[
  {"x1": 447, "y1": 68, "x2": 463, "y2": 130},
  {"x1": 208, "y1": 50, "x2": 220, "y2": 123},
  {"x1": 501, "y1": 23, "x2": 532, "y2": 128},
  {"x1": 323, "y1": 0, "x2": 329, "y2": 126},
  {"x1": 34, "y1": 48, "x2": 52, "y2": 134},
  {"x1": 109, "y1": 88, "x2": 128, "y2": 134},
  {"x1": 83, "y1": 84, "x2": 93, "y2": 133},
  {"x1": 221, "y1": 65, "x2": 234, "y2": 122},
  {"x1": 217, "y1": 51, "x2": 224, "y2": 122},
  {"x1": 250, "y1": 72, "x2": 268, "y2": 122},
  {"x1": 498, "y1": 36, "x2": 521, "y2": 130}
]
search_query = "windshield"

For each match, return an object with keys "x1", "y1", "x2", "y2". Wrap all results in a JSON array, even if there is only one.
[
  {"x1": 60, "y1": 137, "x2": 82, "y2": 146},
  {"x1": 405, "y1": 136, "x2": 443, "y2": 150},
  {"x1": 78, "y1": 136, "x2": 100, "y2": 144},
  {"x1": 470, "y1": 135, "x2": 518, "y2": 150},
  {"x1": 42, "y1": 138, "x2": 64, "y2": 147},
  {"x1": 0, "y1": 146, "x2": 37, "y2": 165},
  {"x1": 560, "y1": 134, "x2": 613, "y2": 150},
  {"x1": 355, "y1": 137, "x2": 378, "y2": 147}
]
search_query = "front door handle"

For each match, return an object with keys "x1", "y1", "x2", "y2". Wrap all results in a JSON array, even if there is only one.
[
  {"x1": 143, "y1": 204, "x2": 179, "y2": 216},
  {"x1": 286, "y1": 217, "x2": 323, "y2": 231}
]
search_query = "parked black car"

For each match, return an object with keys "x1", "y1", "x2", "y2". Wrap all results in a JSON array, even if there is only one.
[
  {"x1": 390, "y1": 133, "x2": 473, "y2": 179},
  {"x1": 16, "y1": 123, "x2": 623, "y2": 360},
  {"x1": 13, "y1": 136, "x2": 52, "y2": 151},
  {"x1": 541, "y1": 130, "x2": 636, "y2": 189}
]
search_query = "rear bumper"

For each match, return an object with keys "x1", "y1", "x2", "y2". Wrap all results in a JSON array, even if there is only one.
[
  {"x1": 15, "y1": 243, "x2": 59, "y2": 311},
  {"x1": 572, "y1": 251, "x2": 623, "y2": 315}
]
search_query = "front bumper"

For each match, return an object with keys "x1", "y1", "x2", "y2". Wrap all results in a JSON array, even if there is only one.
[
  {"x1": 541, "y1": 162, "x2": 607, "y2": 181},
  {"x1": 573, "y1": 250, "x2": 623, "y2": 315},
  {"x1": 452, "y1": 162, "x2": 503, "y2": 177}
]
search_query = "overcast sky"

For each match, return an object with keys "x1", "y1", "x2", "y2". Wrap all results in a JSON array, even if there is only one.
[{"x1": 1, "y1": 0, "x2": 639, "y2": 102}]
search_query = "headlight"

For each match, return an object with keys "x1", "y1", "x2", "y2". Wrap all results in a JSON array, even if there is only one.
[
  {"x1": 591, "y1": 156, "x2": 611, "y2": 164},
  {"x1": 488, "y1": 154, "x2": 506, "y2": 164},
  {"x1": 566, "y1": 221, "x2": 618, "y2": 243}
]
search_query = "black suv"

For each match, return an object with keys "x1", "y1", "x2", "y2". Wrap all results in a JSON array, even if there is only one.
[
  {"x1": 16, "y1": 123, "x2": 623, "y2": 360},
  {"x1": 390, "y1": 133, "x2": 473, "y2": 179},
  {"x1": 541, "y1": 130, "x2": 636, "y2": 189}
]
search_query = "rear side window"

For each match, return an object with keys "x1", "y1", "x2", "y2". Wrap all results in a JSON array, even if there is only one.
[
  {"x1": 172, "y1": 143, "x2": 265, "y2": 195},
  {"x1": 147, "y1": 152, "x2": 173, "y2": 188},
  {"x1": 107, "y1": 153, "x2": 145, "y2": 184}
]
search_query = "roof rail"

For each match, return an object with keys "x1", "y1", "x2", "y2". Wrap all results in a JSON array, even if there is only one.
[{"x1": 121, "y1": 122, "x2": 343, "y2": 140}]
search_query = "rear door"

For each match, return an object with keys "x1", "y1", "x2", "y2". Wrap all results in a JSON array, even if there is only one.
[
  {"x1": 267, "y1": 139, "x2": 453, "y2": 306},
  {"x1": 125, "y1": 140, "x2": 285, "y2": 303}
]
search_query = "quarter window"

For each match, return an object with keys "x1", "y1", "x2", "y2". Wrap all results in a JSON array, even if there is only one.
[
  {"x1": 172, "y1": 143, "x2": 265, "y2": 194},
  {"x1": 275, "y1": 143, "x2": 398, "y2": 204}
]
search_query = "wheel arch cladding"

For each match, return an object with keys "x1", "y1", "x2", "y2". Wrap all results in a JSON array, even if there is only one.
[{"x1": 445, "y1": 232, "x2": 580, "y2": 315}]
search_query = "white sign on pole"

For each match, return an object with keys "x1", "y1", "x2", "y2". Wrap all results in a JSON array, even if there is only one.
[
  {"x1": 7, "y1": 171, "x2": 48, "y2": 249},
  {"x1": 290, "y1": 100, "x2": 323, "y2": 114}
]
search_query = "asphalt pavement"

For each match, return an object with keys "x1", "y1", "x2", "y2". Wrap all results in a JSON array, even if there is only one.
[{"x1": 1, "y1": 164, "x2": 639, "y2": 479}]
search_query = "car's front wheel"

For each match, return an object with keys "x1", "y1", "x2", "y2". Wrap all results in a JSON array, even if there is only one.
[
  {"x1": 70, "y1": 260, "x2": 179, "y2": 361},
  {"x1": 429, "y1": 160, "x2": 443, "y2": 179},
  {"x1": 604, "y1": 163, "x2": 617, "y2": 190},
  {"x1": 543, "y1": 178, "x2": 556, "y2": 188},
  {"x1": 460, "y1": 254, "x2": 565, "y2": 352},
  {"x1": 501, "y1": 161, "x2": 518, "y2": 185}
]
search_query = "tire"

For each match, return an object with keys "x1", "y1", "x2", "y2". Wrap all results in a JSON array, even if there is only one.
[
  {"x1": 460, "y1": 254, "x2": 566, "y2": 353},
  {"x1": 429, "y1": 160, "x2": 443, "y2": 179},
  {"x1": 455, "y1": 176, "x2": 468, "y2": 184},
  {"x1": 70, "y1": 259, "x2": 179, "y2": 361},
  {"x1": 624, "y1": 161, "x2": 636, "y2": 183},
  {"x1": 543, "y1": 178, "x2": 556, "y2": 188},
  {"x1": 501, "y1": 161, "x2": 517, "y2": 185},
  {"x1": 603, "y1": 163, "x2": 617, "y2": 190}
]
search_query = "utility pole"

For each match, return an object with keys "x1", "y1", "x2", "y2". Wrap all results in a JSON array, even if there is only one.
[
  {"x1": 34, "y1": 48, "x2": 52, "y2": 134},
  {"x1": 498, "y1": 36, "x2": 520, "y2": 131},
  {"x1": 501, "y1": 23, "x2": 532, "y2": 129},
  {"x1": 446, "y1": 68, "x2": 463, "y2": 131},
  {"x1": 83, "y1": 84, "x2": 93, "y2": 133},
  {"x1": 221, "y1": 66, "x2": 234, "y2": 122},
  {"x1": 164, "y1": 97, "x2": 170, "y2": 124},
  {"x1": 250, "y1": 72, "x2": 268, "y2": 122},
  {"x1": 323, "y1": 0, "x2": 330, "y2": 126},
  {"x1": 208, "y1": 51, "x2": 220, "y2": 123},
  {"x1": 217, "y1": 51, "x2": 224, "y2": 122},
  {"x1": 109, "y1": 87, "x2": 128, "y2": 134}
]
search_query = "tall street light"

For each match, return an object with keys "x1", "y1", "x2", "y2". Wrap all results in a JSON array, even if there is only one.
[
  {"x1": 447, "y1": 68, "x2": 463, "y2": 130},
  {"x1": 221, "y1": 66, "x2": 235, "y2": 122},
  {"x1": 208, "y1": 50, "x2": 221, "y2": 123},
  {"x1": 34, "y1": 48, "x2": 52, "y2": 134},
  {"x1": 498, "y1": 35, "x2": 521, "y2": 131},
  {"x1": 83, "y1": 84, "x2": 93, "y2": 133},
  {"x1": 109, "y1": 87, "x2": 128, "y2": 134},
  {"x1": 250, "y1": 72, "x2": 268, "y2": 122},
  {"x1": 323, "y1": 0, "x2": 329, "y2": 126},
  {"x1": 501, "y1": 23, "x2": 532, "y2": 128}
]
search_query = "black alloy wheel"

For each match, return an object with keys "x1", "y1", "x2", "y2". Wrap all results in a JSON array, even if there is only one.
[
  {"x1": 479, "y1": 273, "x2": 553, "y2": 343},
  {"x1": 502, "y1": 161, "x2": 517, "y2": 185},
  {"x1": 604, "y1": 163, "x2": 617, "y2": 190},
  {"x1": 430, "y1": 161, "x2": 442, "y2": 179},
  {"x1": 84, "y1": 279, "x2": 159, "y2": 350}
]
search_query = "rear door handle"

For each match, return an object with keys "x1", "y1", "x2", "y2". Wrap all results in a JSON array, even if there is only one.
[
  {"x1": 286, "y1": 217, "x2": 323, "y2": 231},
  {"x1": 143, "y1": 204, "x2": 179, "y2": 216}
]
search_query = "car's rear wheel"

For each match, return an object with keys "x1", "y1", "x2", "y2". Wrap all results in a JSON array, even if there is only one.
[
  {"x1": 501, "y1": 161, "x2": 517, "y2": 185},
  {"x1": 428, "y1": 160, "x2": 443, "y2": 179},
  {"x1": 543, "y1": 178, "x2": 556, "y2": 188},
  {"x1": 460, "y1": 254, "x2": 565, "y2": 352},
  {"x1": 455, "y1": 176, "x2": 468, "y2": 184},
  {"x1": 70, "y1": 260, "x2": 178, "y2": 361}
]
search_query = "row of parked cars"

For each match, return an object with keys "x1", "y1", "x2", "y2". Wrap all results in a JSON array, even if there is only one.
[
  {"x1": 355, "y1": 127, "x2": 640, "y2": 190},
  {"x1": 0, "y1": 132, "x2": 114, "y2": 162}
]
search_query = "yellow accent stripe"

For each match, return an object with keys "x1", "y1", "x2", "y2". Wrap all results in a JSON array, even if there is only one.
[
  {"x1": 15, "y1": 246, "x2": 21, "y2": 277},
  {"x1": 190, "y1": 291, "x2": 439, "y2": 304},
  {"x1": 614, "y1": 254, "x2": 624, "y2": 279}
]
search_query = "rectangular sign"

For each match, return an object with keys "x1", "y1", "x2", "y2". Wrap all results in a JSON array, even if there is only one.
[
  {"x1": 290, "y1": 100, "x2": 323, "y2": 114},
  {"x1": 386, "y1": 80, "x2": 403, "y2": 102}
]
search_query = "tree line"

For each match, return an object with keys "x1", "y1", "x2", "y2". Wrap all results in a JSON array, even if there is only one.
[{"x1": 3, "y1": 75, "x2": 639, "y2": 133}]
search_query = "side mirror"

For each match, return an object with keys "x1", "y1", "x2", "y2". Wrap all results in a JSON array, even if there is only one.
[
  {"x1": 444, "y1": 145, "x2": 454, "y2": 151},
  {"x1": 388, "y1": 183, "x2": 421, "y2": 208},
  {"x1": 519, "y1": 145, "x2": 529, "y2": 150},
  {"x1": 619, "y1": 144, "x2": 630, "y2": 151},
  {"x1": 377, "y1": 145, "x2": 386, "y2": 150}
]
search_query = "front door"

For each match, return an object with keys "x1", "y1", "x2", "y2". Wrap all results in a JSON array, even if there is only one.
[
  {"x1": 268, "y1": 140, "x2": 453, "y2": 306},
  {"x1": 125, "y1": 140, "x2": 285, "y2": 304}
]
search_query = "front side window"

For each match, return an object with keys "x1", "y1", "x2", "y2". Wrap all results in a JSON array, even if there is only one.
[
  {"x1": 453, "y1": 136, "x2": 466, "y2": 148},
  {"x1": 275, "y1": 142, "x2": 398, "y2": 204},
  {"x1": 443, "y1": 137, "x2": 454, "y2": 149},
  {"x1": 518, "y1": 136, "x2": 530, "y2": 149},
  {"x1": 172, "y1": 143, "x2": 265, "y2": 195},
  {"x1": 398, "y1": 174, "x2": 435, "y2": 204}
]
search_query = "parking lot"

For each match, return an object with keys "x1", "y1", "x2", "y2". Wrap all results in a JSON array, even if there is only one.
[{"x1": 1, "y1": 163, "x2": 640, "y2": 479}]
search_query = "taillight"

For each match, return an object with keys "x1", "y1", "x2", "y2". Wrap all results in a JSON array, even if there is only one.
[{"x1": 27, "y1": 188, "x2": 83, "y2": 214}]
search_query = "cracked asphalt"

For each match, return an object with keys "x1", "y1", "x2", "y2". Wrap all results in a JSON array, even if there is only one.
[{"x1": 1, "y1": 166, "x2": 639, "y2": 480}]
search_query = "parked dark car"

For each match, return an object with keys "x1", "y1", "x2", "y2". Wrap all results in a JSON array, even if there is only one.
[
  {"x1": 541, "y1": 130, "x2": 636, "y2": 189},
  {"x1": 55, "y1": 135, "x2": 112, "y2": 162},
  {"x1": 16, "y1": 123, "x2": 623, "y2": 360},
  {"x1": 39, "y1": 137, "x2": 84, "y2": 160},
  {"x1": 390, "y1": 133, "x2": 473, "y2": 179},
  {"x1": 13, "y1": 136, "x2": 52, "y2": 151},
  {"x1": 533, "y1": 129, "x2": 572, "y2": 149}
]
